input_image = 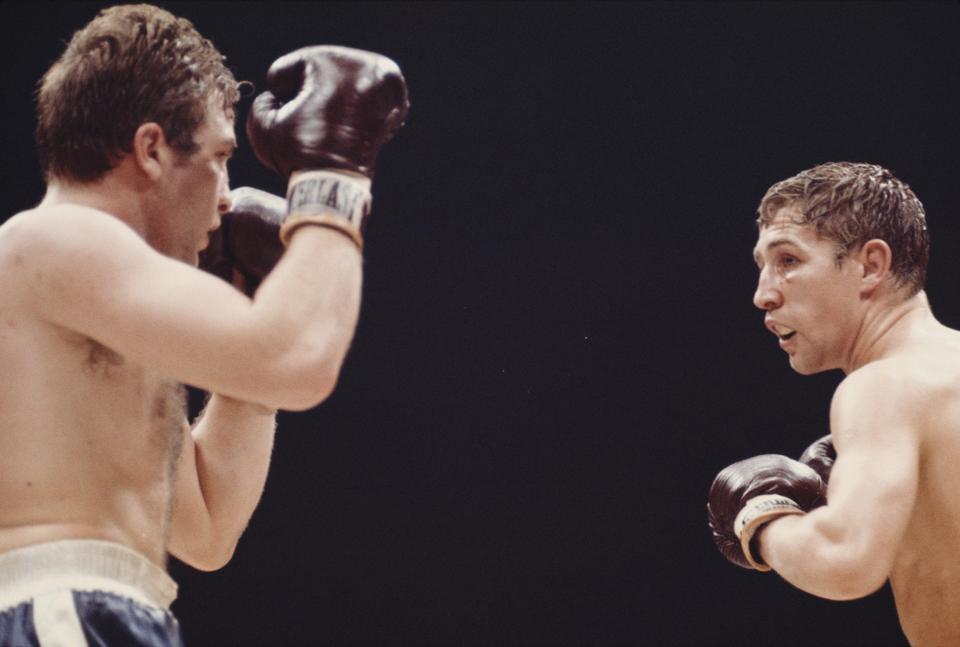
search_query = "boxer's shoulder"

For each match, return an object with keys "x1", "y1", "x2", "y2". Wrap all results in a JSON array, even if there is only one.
[
  {"x1": 0, "y1": 210, "x2": 46, "y2": 295},
  {"x1": 841, "y1": 334, "x2": 960, "y2": 395},
  {"x1": 1, "y1": 204, "x2": 146, "y2": 269},
  {"x1": 24, "y1": 203, "x2": 138, "y2": 235},
  {"x1": 830, "y1": 343, "x2": 960, "y2": 447},
  {"x1": 0, "y1": 204, "x2": 150, "y2": 319},
  {"x1": 831, "y1": 359, "x2": 923, "y2": 426},
  {"x1": 883, "y1": 332, "x2": 960, "y2": 393},
  {"x1": 3, "y1": 204, "x2": 106, "y2": 248},
  {"x1": 838, "y1": 357, "x2": 910, "y2": 393}
]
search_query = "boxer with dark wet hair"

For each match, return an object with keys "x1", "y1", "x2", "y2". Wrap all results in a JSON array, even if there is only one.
[
  {"x1": 708, "y1": 162, "x2": 960, "y2": 645},
  {"x1": 0, "y1": 4, "x2": 408, "y2": 644}
]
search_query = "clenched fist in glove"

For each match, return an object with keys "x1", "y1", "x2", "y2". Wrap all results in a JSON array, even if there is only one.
[
  {"x1": 246, "y1": 45, "x2": 410, "y2": 250},
  {"x1": 199, "y1": 187, "x2": 286, "y2": 297},
  {"x1": 799, "y1": 435, "x2": 836, "y2": 484},
  {"x1": 707, "y1": 455, "x2": 827, "y2": 571}
]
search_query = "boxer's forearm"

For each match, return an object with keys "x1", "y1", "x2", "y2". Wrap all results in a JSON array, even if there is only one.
[
  {"x1": 170, "y1": 394, "x2": 277, "y2": 570},
  {"x1": 244, "y1": 225, "x2": 362, "y2": 410},
  {"x1": 759, "y1": 509, "x2": 887, "y2": 600},
  {"x1": 193, "y1": 393, "x2": 277, "y2": 535}
]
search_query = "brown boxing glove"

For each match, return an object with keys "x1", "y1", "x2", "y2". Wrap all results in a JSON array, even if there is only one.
[
  {"x1": 246, "y1": 45, "x2": 410, "y2": 249},
  {"x1": 199, "y1": 187, "x2": 286, "y2": 297},
  {"x1": 799, "y1": 435, "x2": 836, "y2": 485},
  {"x1": 707, "y1": 454, "x2": 827, "y2": 571}
]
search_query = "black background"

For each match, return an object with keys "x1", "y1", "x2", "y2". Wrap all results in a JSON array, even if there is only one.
[{"x1": 3, "y1": 2, "x2": 959, "y2": 645}]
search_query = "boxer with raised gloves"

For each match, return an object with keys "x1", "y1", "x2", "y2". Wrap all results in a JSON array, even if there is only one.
[
  {"x1": 246, "y1": 45, "x2": 410, "y2": 250},
  {"x1": 707, "y1": 455, "x2": 827, "y2": 571},
  {"x1": 799, "y1": 435, "x2": 836, "y2": 484},
  {"x1": 200, "y1": 187, "x2": 287, "y2": 297}
]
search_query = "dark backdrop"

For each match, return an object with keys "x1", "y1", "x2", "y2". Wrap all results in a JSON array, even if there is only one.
[{"x1": 3, "y1": 2, "x2": 958, "y2": 645}]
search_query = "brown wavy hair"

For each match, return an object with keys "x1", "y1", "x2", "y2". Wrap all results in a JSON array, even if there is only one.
[
  {"x1": 757, "y1": 162, "x2": 929, "y2": 295},
  {"x1": 36, "y1": 4, "x2": 240, "y2": 183}
]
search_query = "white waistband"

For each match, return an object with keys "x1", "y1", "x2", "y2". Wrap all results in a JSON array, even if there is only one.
[{"x1": 0, "y1": 540, "x2": 177, "y2": 612}]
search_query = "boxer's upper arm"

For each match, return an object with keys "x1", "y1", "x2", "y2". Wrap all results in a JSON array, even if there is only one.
[
  {"x1": 7, "y1": 207, "x2": 331, "y2": 408},
  {"x1": 761, "y1": 364, "x2": 920, "y2": 599},
  {"x1": 821, "y1": 364, "x2": 920, "y2": 589}
]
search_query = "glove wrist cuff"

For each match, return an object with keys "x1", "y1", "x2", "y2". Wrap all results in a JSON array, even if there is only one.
[
  {"x1": 734, "y1": 494, "x2": 805, "y2": 571},
  {"x1": 281, "y1": 170, "x2": 372, "y2": 249}
]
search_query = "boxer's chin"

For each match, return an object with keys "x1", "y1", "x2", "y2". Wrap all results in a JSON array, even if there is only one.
[{"x1": 788, "y1": 354, "x2": 823, "y2": 376}]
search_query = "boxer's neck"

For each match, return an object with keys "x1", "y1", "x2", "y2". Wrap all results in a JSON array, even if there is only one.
[
  {"x1": 40, "y1": 165, "x2": 149, "y2": 238},
  {"x1": 843, "y1": 291, "x2": 937, "y2": 374}
]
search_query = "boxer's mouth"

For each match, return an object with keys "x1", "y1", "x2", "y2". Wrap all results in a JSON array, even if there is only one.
[{"x1": 770, "y1": 323, "x2": 796, "y2": 341}]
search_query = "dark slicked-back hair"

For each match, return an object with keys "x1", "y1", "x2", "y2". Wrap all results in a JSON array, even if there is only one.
[
  {"x1": 757, "y1": 162, "x2": 929, "y2": 295},
  {"x1": 36, "y1": 4, "x2": 240, "y2": 183}
]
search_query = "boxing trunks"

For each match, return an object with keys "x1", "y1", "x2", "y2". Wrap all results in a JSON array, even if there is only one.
[{"x1": 0, "y1": 540, "x2": 181, "y2": 646}]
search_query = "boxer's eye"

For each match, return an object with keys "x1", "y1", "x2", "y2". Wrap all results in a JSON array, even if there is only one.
[{"x1": 778, "y1": 254, "x2": 799, "y2": 269}]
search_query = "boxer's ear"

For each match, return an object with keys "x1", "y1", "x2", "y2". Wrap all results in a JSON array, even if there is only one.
[
  {"x1": 132, "y1": 122, "x2": 168, "y2": 181},
  {"x1": 856, "y1": 239, "x2": 892, "y2": 295}
]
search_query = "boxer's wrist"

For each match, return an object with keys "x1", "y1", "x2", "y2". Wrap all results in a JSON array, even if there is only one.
[
  {"x1": 734, "y1": 494, "x2": 805, "y2": 571},
  {"x1": 281, "y1": 170, "x2": 372, "y2": 250}
]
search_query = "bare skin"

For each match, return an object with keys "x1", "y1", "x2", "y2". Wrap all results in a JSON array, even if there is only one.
[
  {"x1": 0, "y1": 100, "x2": 362, "y2": 571},
  {"x1": 752, "y1": 211, "x2": 960, "y2": 645}
]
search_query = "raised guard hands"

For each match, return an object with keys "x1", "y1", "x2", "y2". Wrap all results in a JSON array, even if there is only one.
[{"x1": 246, "y1": 45, "x2": 410, "y2": 250}]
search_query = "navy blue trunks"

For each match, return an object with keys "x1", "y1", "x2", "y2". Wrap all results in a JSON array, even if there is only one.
[{"x1": 0, "y1": 540, "x2": 181, "y2": 647}]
